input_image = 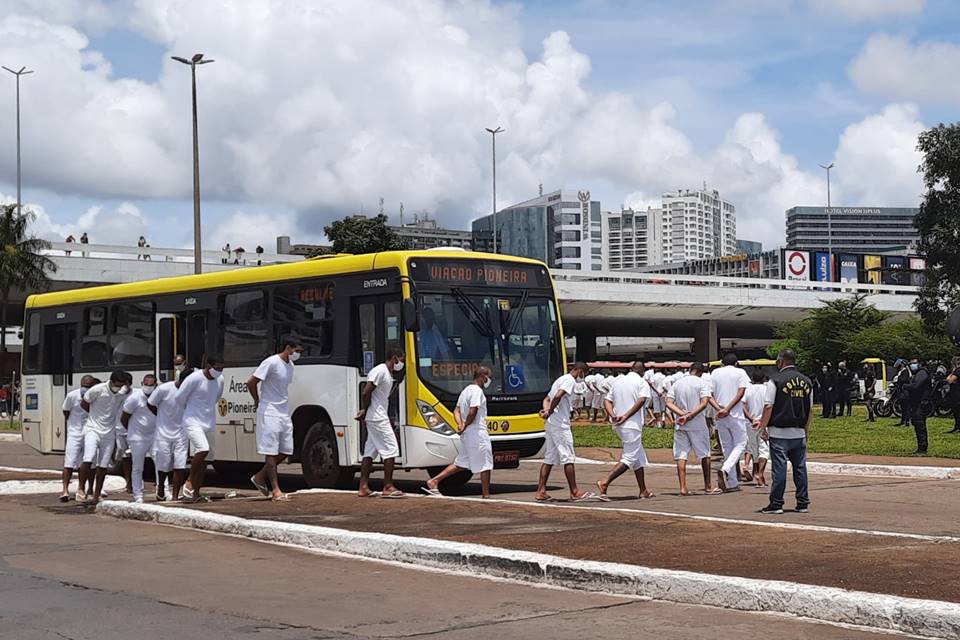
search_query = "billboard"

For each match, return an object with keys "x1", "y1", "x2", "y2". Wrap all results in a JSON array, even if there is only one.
[
  {"x1": 864, "y1": 255, "x2": 882, "y2": 284},
  {"x1": 909, "y1": 257, "x2": 927, "y2": 287},
  {"x1": 814, "y1": 251, "x2": 834, "y2": 282},
  {"x1": 883, "y1": 256, "x2": 907, "y2": 285},
  {"x1": 838, "y1": 254, "x2": 859, "y2": 284},
  {"x1": 783, "y1": 250, "x2": 810, "y2": 281}
]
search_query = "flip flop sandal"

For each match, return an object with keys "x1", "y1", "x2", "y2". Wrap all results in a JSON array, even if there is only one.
[
  {"x1": 571, "y1": 492, "x2": 599, "y2": 502},
  {"x1": 638, "y1": 493, "x2": 656, "y2": 499},
  {"x1": 534, "y1": 495, "x2": 556, "y2": 502},
  {"x1": 420, "y1": 486, "x2": 442, "y2": 497},
  {"x1": 357, "y1": 491, "x2": 379, "y2": 498},
  {"x1": 250, "y1": 475, "x2": 270, "y2": 497},
  {"x1": 59, "y1": 495, "x2": 70, "y2": 503},
  {"x1": 705, "y1": 487, "x2": 723, "y2": 495},
  {"x1": 381, "y1": 490, "x2": 405, "y2": 499},
  {"x1": 271, "y1": 494, "x2": 291, "y2": 502}
]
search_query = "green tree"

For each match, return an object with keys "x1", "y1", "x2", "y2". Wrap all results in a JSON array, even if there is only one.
[
  {"x1": 323, "y1": 214, "x2": 408, "y2": 254},
  {"x1": 845, "y1": 317, "x2": 954, "y2": 364},
  {"x1": 0, "y1": 205, "x2": 56, "y2": 351},
  {"x1": 766, "y1": 338, "x2": 812, "y2": 371},
  {"x1": 914, "y1": 123, "x2": 960, "y2": 332}
]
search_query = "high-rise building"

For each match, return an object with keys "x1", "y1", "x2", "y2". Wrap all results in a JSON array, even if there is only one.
[
  {"x1": 660, "y1": 188, "x2": 737, "y2": 262},
  {"x1": 785, "y1": 206, "x2": 919, "y2": 254},
  {"x1": 736, "y1": 239, "x2": 762, "y2": 255},
  {"x1": 472, "y1": 188, "x2": 603, "y2": 271},
  {"x1": 604, "y1": 207, "x2": 663, "y2": 270},
  {"x1": 389, "y1": 215, "x2": 472, "y2": 250}
]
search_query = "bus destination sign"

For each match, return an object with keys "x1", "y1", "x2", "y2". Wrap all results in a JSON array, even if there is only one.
[{"x1": 410, "y1": 260, "x2": 547, "y2": 288}]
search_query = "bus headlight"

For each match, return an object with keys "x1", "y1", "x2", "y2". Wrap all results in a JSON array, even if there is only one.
[{"x1": 416, "y1": 400, "x2": 456, "y2": 436}]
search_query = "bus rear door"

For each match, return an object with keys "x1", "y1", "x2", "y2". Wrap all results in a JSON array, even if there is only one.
[{"x1": 41, "y1": 318, "x2": 78, "y2": 452}]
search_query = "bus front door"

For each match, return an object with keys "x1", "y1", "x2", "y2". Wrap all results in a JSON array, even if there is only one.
[{"x1": 42, "y1": 321, "x2": 77, "y2": 452}]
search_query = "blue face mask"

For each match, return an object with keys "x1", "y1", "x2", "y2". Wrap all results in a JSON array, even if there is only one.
[{"x1": 910, "y1": 363, "x2": 919, "y2": 372}]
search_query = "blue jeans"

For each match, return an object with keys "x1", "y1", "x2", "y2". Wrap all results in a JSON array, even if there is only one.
[{"x1": 769, "y1": 437, "x2": 809, "y2": 510}]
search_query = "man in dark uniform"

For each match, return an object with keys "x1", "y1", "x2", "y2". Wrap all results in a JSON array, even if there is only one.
[
  {"x1": 862, "y1": 365, "x2": 877, "y2": 422},
  {"x1": 835, "y1": 361, "x2": 853, "y2": 417},
  {"x1": 893, "y1": 360, "x2": 912, "y2": 426},
  {"x1": 817, "y1": 364, "x2": 835, "y2": 418},
  {"x1": 757, "y1": 348, "x2": 813, "y2": 515},
  {"x1": 904, "y1": 358, "x2": 931, "y2": 455}
]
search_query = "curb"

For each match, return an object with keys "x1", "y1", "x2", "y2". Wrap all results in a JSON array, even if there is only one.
[
  {"x1": 0, "y1": 476, "x2": 125, "y2": 496},
  {"x1": 0, "y1": 433, "x2": 21, "y2": 442},
  {"x1": 97, "y1": 500, "x2": 960, "y2": 639}
]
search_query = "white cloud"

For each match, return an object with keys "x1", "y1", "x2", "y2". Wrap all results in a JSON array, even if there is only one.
[
  {"x1": 849, "y1": 34, "x2": 960, "y2": 105},
  {"x1": 808, "y1": 0, "x2": 924, "y2": 21},
  {"x1": 206, "y1": 210, "x2": 309, "y2": 255},
  {"x1": 1, "y1": 192, "x2": 150, "y2": 245}
]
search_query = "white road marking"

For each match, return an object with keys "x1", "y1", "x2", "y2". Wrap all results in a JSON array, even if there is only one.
[{"x1": 0, "y1": 465, "x2": 59, "y2": 474}]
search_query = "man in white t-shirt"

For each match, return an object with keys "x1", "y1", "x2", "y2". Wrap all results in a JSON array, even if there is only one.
[
  {"x1": 666, "y1": 362, "x2": 720, "y2": 496},
  {"x1": 709, "y1": 353, "x2": 752, "y2": 491},
  {"x1": 177, "y1": 355, "x2": 226, "y2": 502},
  {"x1": 424, "y1": 366, "x2": 494, "y2": 498},
  {"x1": 120, "y1": 374, "x2": 158, "y2": 503},
  {"x1": 248, "y1": 337, "x2": 303, "y2": 501},
  {"x1": 59, "y1": 375, "x2": 96, "y2": 502},
  {"x1": 355, "y1": 349, "x2": 405, "y2": 498},
  {"x1": 741, "y1": 369, "x2": 770, "y2": 487},
  {"x1": 148, "y1": 366, "x2": 193, "y2": 502},
  {"x1": 650, "y1": 369, "x2": 667, "y2": 427},
  {"x1": 597, "y1": 362, "x2": 653, "y2": 499},
  {"x1": 77, "y1": 370, "x2": 132, "y2": 504},
  {"x1": 535, "y1": 361, "x2": 597, "y2": 502}
]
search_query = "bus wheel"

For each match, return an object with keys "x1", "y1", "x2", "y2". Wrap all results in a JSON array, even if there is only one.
[
  {"x1": 427, "y1": 466, "x2": 473, "y2": 494},
  {"x1": 301, "y1": 421, "x2": 354, "y2": 489}
]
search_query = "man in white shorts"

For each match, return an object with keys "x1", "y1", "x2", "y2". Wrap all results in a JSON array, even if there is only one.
[
  {"x1": 588, "y1": 372, "x2": 605, "y2": 423},
  {"x1": 114, "y1": 372, "x2": 135, "y2": 495},
  {"x1": 248, "y1": 337, "x2": 303, "y2": 502},
  {"x1": 535, "y1": 361, "x2": 596, "y2": 502},
  {"x1": 424, "y1": 366, "x2": 494, "y2": 498},
  {"x1": 650, "y1": 368, "x2": 666, "y2": 427},
  {"x1": 596, "y1": 362, "x2": 653, "y2": 499},
  {"x1": 741, "y1": 369, "x2": 770, "y2": 486},
  {"x1": 666, "y1": 362, "x2": 719, "y2": 496},
  {"x1": 355, "y1": 349, "x2": 405, "y2": 498},
  {"x1": 709, "y1": 352, "x2": 751, "y2": 492},
  {"x1": 120, "y1": 374, "x2": 158, "y2": 503},
  {"x1": 148, "y1": 366, "x2": 193, "y2": 501},
  {"x1": 59, "y1": 375, "x2": 96, "y2": 502},
  {"x1": 77, "y1": 370, "x2": 131, "y2": 503},
  {"x1": 177, "y1": 355, "x2": 225, "y2": 502}
]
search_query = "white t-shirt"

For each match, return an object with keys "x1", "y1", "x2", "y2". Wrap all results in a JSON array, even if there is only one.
[
  {"x1": 668, "y1": 375, "x2": 712, "y2": 431},
  {"x1": 710, "y1": 365, "x2": 751, "y2": 420},
  {"x1": 651, "y1": 372, "x2": 666, "y2": 395},
  {"x1": 149, "y1": 381, "x2": 185, "y2": 440},
  {"x1": 62, "y1": 388, "x2": 87, "y2": 436},
  {"x1": 456, "y1": 383, "x2": 487, "y2": 430},
  {"x1": 604, "y1": 372, "x2": 651, "y2": 430},
  {"x1": 175, "y1": 370, "x2": 225, "y2": 432},
  {"x1": 122, "y1": 389, "x2": 157, "y2": 442},
  {"x1": 83, "y1": 382, "x2": 130, "y2": 435},
  {"x1": 366, "y1": 363, "x2": 394, "y2": 423},
  {"x1": 545, "y1": 373, "x2": 577, "y2": 429},
  {"x1": 742, "y1": 383, "x2": 766, "y2": 424},
  {"x1": 253, "y1": 353, "x2": 295, "y2": 417}
]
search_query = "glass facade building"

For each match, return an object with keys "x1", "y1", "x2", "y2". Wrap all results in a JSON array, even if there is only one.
[{"x1": 785, "y1": 206, "x2": 919, "y2": 254}]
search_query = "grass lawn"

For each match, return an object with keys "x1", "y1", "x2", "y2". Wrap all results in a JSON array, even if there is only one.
[
  {"x1": 0, "y1": 420, "x2": 20, "y2": 432},
  {"x1": 573, "y1": 405, "x2": 960, "y2": 459}
]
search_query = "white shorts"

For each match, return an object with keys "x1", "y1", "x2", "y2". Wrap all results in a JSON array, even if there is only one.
[
  {"x1": 257, "y1": 412, "x2": 294, "y2": 456},
  {"x1": 186, "y1": 424, "x2": 215, "y2": 460},
  {"x1": 673, "y1": 428, "x2": 711, "y2": 461},
  {"x1": 591, "y1": 393, "x2": 604, "y2": 410},
  {"x1": 652, "y1": 394, "x2": 665, "y2": 413},
  {"x1": 454, "y1": 426, "x2": 494, "y2": 473},
  {"x1": 746, "y1": 426, "x2": 770, "y2": 460},
  {"x1": 154, "y1": 435, "x2": 188, "y2": 472},
  {"x1": 616, "y1": 424, "x2": 647, "y2": 470},
  {"x1": 543, "y1": 425, "x2": 576, "y2": 465},
  {"x1": 82, "y1": 430, "x2": 115, "y2": 468},
  {"x1": 363, "y1": 419, "x2": 399, "y2": 460},
  {"x1": 115, "y1": 432, "x2": 131, "y2": 460},
  {"x1": 63, "y1": 432, "x2": 84, "y2": 469},
  {"x1": 573, "y1": 394, "x2": 584, "y2": 410}
]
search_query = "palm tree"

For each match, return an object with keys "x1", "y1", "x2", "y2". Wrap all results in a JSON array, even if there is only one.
[{"x1": 0, "y1": 204, "x2": 56, "y2": 351}]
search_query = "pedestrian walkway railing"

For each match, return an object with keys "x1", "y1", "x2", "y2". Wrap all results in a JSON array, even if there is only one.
[{"x1": 43, "y1": 241, "x2": 304, "y2": 266}]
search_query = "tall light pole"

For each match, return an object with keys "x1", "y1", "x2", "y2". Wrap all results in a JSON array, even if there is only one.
[
  {"x1": 3, "y1": 66, "x2": 33, "y2": 216},
  {"x1": 172, "y1": 53, "x2": 214, "y2": 274},
  {"x1": 485, "y1": 126, "x2": 503, "y2": 254},
  {"x1": 819, "y1": 162, "x2": 835, "y2": 281}
]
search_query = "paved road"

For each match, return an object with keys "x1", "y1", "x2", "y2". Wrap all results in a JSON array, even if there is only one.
[{"x1": 0, "y1": 495, "x2": 899, "y2": 639}]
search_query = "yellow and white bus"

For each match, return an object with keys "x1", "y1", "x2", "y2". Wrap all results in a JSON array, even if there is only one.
[{"x1": 20, "y1": 249, "x2": 565, "y2": 487}]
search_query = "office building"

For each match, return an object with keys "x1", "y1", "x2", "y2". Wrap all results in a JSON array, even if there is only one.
[
  {"x1": 472, "y1": 188, "x2": 603, "y2": 271},
  {"x1": 632, "y1": 249, "x2": 783, "y2": 279},
  {"x1": 389, "y1": 215, "x2": 472, "y2": 250},
  {"x1": 736, "y1": 239, "x2": 762, "y2": 255},
  {"x1": 604, "y1": 207, "x2": 663, "y2": 270},
  {"x1": 785, "y1": 206, "x2": 919, "y2": 254},
  {"x1": 661, "y1": 188, "x2": 737, "y2": 262}
]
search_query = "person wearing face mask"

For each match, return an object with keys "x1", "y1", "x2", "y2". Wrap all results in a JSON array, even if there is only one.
[
  {"x1": 355, "y1": 349, "x2": 406, "y2": 498},
  {"x1": 248, "y1": 337, "x2": 304, "y2": 502},
  {"x1": 817, "y1": 364, "x2": 835, "y2": 419},
  {"x1": 423, "y1": 366, "x2": 494, "y2": 498},
  {"x1": 835, "y1": 361, "x2": 854, "y2": 418},
  {"x1": 59, "y1": 375, "x2": 97, "y2": 502},
  {"x1": 177, "y1": 355, "x2": 226, "y2": 502},
  {"x1": 120, "y1": 374, "x2": 159, "y2": 503},
  {"x1": 115, "y1": 372, "x2": 136, "y2": 495},
  {"x1": 596, "y1": 362, "x2": 654, "y2": 500},
  {"x1": 148, "y1": 367, "x2": 194, "y2": 502},
  {"x1": 77, "y1": 370, "x2": 132, "y2": 504},
  {"x1": 904, "y1": 358, "x2": 931, "y2": 455},
  {"x1": 173, "y1": 354, "x2": 186, "y2": 381}
]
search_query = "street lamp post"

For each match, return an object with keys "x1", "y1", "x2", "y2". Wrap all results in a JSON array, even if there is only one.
[
  {"x1": 172, "y1": 53, "x2": 214, "y2": 274},
  {"x1": 485, "y1": 126, "x2": 503, "y2": 254},
  {"x1": 819, "y1": 162, "x2": 835, "y2": 280},
  {"x1": 2, "y1": 66, "x2": 34, "y2": 216}
]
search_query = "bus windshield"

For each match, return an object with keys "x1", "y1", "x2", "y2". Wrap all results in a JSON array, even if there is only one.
[{"x1": 414, "y1": 291, "x2": 562, "y2": 398}]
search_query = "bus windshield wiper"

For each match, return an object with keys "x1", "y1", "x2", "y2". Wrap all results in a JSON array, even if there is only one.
[
  {"x1": 450, "y1": 287, "x2": 495, "y2": 338},
  {"x1": 504, "y1": 290, "x2": 529, "y2": 338}
]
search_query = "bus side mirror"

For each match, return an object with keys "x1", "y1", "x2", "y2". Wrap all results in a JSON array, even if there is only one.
[{"x1": 403, "y1": 298, "x2": 420, "y2": 332}]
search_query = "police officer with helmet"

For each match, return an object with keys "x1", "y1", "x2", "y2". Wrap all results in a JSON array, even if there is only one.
[{"x1": 757, "y1": 348, "x2": 814, "y2": 515}]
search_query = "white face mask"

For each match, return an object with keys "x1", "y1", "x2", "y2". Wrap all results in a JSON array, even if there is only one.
[
  {"x1": 910, "y1": 363, "x2": 919, "y2": 372},
  {"x1": 289, "y1": 351, "x2": 301, "y2": 363},
  {"x1": 174, "y1": 364, "x2": 185, "y2": 372},
  {"x1": 482, "y1": 378, "x2": 491, "y2": 389},
  {"x1": 393, "y1": 361, "x2": 405, "y2": 372},
  {"x1": 141, "y1": 385, "x2": 156, "y2": 395},
  {"x1": 109, "y1": 384, "x2": 122, "y2": 394},
  {"x1": 209, "y1": 368, "x2": 223, "y2": 379}
]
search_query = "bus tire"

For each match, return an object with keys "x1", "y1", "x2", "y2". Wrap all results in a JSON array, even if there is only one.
[
  {"x1": 427, "y1": 466, "x2": 472, "y2": 494},
  {"x1": 301, "y1": 420, "x2": 354, "y2": 489}
]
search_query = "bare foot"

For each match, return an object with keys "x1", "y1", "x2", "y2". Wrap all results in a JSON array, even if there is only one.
[
  {"x1": 596, "y1": 480, "x2": 607, "y2": 495},
  {"x1": 358, "y1": 489, "x2": 375, "y2": 498}
]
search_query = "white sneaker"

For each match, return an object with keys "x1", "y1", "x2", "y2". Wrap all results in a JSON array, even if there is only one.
[
  {"x1": 100, "y1": 490, "x2": 109, "y2": 498},
  {"x1": 134, "y1": 497, "x2": 143, "y2": 504}
]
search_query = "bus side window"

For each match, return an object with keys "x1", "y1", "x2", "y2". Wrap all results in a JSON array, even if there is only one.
[
  {"x1": 81, "y1": 305, "x2": 109, "y2": 369},
  {"x1": 219, "y1": 289, "x2": 269, "y2": 363},
  {"x1": 273, "y1": 282, "x2": 335, "y2": 358},
  {"x1": 24, "y1": 313, "x2": 40, "y2": 372},
  {"x1": 110, "y1": 301, "x2": 154, "y2": 367}
]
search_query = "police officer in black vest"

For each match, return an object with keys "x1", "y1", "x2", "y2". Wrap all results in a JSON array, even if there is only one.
[{"x1": 758, "y1": 348, "x2": 813, "y2": 515}]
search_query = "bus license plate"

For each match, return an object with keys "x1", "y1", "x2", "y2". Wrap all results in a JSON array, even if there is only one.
[{"x1": 494, "y1": 450, "x2": 520, "y2": 469}]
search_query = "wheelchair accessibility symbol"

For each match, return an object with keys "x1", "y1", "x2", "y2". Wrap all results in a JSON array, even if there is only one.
[{"x1": 505, "y1": 365, "x2": 525, "y2": 391}]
